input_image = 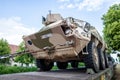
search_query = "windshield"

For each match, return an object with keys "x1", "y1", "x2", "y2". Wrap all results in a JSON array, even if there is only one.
[{"x1": 73, "y1": 19, "x2": 90, "y2": 29}]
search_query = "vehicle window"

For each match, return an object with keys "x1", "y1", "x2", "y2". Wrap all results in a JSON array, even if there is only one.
[{"x1": 74, "y1": 19, "x2": 86, "y2": 28}]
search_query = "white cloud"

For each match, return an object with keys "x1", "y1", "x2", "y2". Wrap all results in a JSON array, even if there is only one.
[
  {"x1": 57, "y1": 0, "x2": 70, "y2": 2},
  {"x1": 67, "y1": 4, "x2": 75, "y2": 8},
  {"x1": 0, "y1": 17, "x2": 37, "y2": 45},
  {"x1": 111, "y1": 0, "x2": 120, "y2": 5},
  {"x1": 59, "y1": 4, "x2": 67, "y2": 9},
  {"x1": 58, "y1": 0, "x2": 119, "y2": 11},
  {"x1": 0, "y1": 32, "x2": 3, "y2": 35},
  {"x1": 78, "y1": 0, "x2": 104, "y2": 11}
]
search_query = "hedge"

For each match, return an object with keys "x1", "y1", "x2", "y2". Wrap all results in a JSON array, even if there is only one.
[{"x1": 0, "y1": 64, "x2": 37, "y2": 75}]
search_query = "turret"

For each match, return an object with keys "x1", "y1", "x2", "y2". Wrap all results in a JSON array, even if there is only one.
[{"x1": 42, "y1": 12, "x2": 63, "y2": 26}]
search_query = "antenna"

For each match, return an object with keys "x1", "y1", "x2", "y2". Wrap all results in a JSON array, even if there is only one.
[{"x1": 49, "y1": 10, "x2": 51, "y2": 15}]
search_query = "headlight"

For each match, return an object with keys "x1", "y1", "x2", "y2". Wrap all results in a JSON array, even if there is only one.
[{"x1": 65, "y1": 29, "x2": 72, "y2": 35}]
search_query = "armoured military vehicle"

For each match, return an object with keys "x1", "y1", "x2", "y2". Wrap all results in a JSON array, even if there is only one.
[{"x1": 23, "y1": 13, "x2": 109, "y2": 72}]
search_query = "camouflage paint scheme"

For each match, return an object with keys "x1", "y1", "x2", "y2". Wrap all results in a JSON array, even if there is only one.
[{"x1": 23, "y1": 14, "x2": 106, "y2": 62}]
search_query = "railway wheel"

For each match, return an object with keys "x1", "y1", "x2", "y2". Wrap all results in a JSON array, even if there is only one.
[
  {"x1": 57, "y1": 62, "x2": 68, "y2": 69},
  {"x1": 36, "y1": 59, "x2": 53, "y2": 71},
  {"x1": 84, "y1": 41, "x2": 100, "y2": 73}
]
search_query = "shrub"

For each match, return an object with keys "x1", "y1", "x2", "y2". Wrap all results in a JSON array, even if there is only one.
[{"x1": 0, "y1": 65, "x2": 37, "y2": 75}]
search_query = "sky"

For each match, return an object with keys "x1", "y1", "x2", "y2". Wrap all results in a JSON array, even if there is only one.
[{"x1": 0, "y1": 0, "x2": 120, "y2": 45}]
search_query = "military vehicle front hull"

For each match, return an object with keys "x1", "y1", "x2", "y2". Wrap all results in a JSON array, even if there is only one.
[{"x1": 23, "y1": 20, "x2": 91, "y2": 62}]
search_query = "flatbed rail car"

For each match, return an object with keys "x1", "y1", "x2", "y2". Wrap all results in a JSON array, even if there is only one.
[
  {"x1": 0, "y1": 64, "x2": 115, "y2": 80},
  {"x1": 87, "y1": 65, "x2": 115, "y2": 80}
]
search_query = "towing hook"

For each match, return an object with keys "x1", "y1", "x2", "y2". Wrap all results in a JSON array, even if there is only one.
[{"x1": 43, "y1": 46, "x2": 55, "y2": 51}]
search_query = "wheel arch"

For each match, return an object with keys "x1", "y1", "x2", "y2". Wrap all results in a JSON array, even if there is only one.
[{"x1": 90, "y1": 34, "x2": 103, "y2": 49}]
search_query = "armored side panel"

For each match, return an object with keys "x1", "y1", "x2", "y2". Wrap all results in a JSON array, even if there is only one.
[{"x1": 90, "y1": 26, "x2": 107, "y2": 51}]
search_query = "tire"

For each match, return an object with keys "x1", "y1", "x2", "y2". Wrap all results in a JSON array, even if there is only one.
[
  {"x1": 104, "y1": 52, "x2": 109, "y2": 68},
  {"x1": 36, "y1": 59, "x2": 41, "y2": 69},
  {"x1": 71, "y1": 61, "x2": 78, "y2": 68},
  {"x1": 97, "y1": 48, "x2": 105, "y2": 70},
  {"x1": 84, "y1": 41, "x2": 100, "y2": 73},
  {"x1": 36, "y1": 59, "x2": 53, "y2": 71},
  {"x1": 57, "y1": 62, "x2": 68, "y2": 69}
]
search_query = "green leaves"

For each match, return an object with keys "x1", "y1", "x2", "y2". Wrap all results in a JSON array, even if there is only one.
[
  {"x1": 0, "y1": 38, "x2": 10, "y2": 64},
  {"x1": 102, "y1": 4, "x2": 120, "y2": 51},
  {"x1": 102, "y1": 4, "x2": 120, "y2": 26},
  {"x1": 14, "y1": 41, "x2": 35, "y2": 66},
  {"x1": 0, "y1": 64, "x2": 37, "y2": 75}
]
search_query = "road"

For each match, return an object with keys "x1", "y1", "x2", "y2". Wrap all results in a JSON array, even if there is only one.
[{"x1": 0, "y1": 68, "x2": 97, "y2": 80}]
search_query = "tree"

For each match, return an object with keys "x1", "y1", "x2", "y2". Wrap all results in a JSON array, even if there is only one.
[
  {"x1": 14, "y1": 41, "x2": 35, "y2": 67},
  {"x1": 0, "y1": 38, "x2": 10, "y2": 64},
  {"x1": 102, "y1": 4, "x2": 120, "y2": 51}
]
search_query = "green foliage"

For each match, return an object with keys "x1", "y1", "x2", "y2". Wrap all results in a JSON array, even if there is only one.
[
  {"x1": 0, "y1": 38, "x2": 10, "y2": 63},
  {"x1": 102, "y1": 4, "x2": 120, "y2": 51},
  {"x1": 14, "y1": 41, "x2": 35, "y2": 66},
  {"x1": 0, "y1": 64, "x2": 37, "y2": 75}
]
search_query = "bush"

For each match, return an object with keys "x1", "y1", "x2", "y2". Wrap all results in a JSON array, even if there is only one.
[{"x1": 0, "y1": 64, "x2": 37, "y2": 75}]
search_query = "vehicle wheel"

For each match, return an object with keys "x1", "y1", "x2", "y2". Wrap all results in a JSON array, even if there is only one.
[
  {"x1": 36, "y1": 59, "x2": 41, "y2": 70},
  {"x1": 103, "y1": 51, "x2": 109, "y2": 68},
  {"x1": 97, "y1": 48, "x2": 105, "y2": 70},
  {"x1": 57, "y1": 62, "x2": 68, "y2": 69},
  {"x1": 36, "y1": 59, "x2": 53, "y2": 71},
  {"x1": 84, "y1": 41, "x2": 100, "y2": 73},
  {"x1": 71, "y1": 61, "x2": 78, "y2": 68}
]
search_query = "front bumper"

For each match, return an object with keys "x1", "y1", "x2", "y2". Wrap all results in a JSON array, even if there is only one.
[{"x1": 32, "y1": 47, "x2": 78, "y2": 62}]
